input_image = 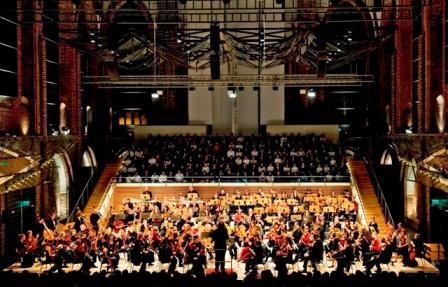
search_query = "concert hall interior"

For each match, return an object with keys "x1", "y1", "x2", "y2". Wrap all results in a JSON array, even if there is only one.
[{"x1": 1, "y1": 0, "x2": 448, "y2": 286}]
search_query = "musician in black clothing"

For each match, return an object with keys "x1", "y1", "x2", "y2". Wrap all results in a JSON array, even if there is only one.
[
  {"x1": 74, "y1": 210, "x2": 86, "y2": 233},
  {"x1": 158, "y1": 238, "x2": 178, "y2": 274},
  {"x1": 89, "y1": 207, "x2": 102, "y2": 233},
  {"x1": 34, "y1": 216, "x2": 46, "y2": 239},
  {"x1": 16, "y1": 234, "x2": 34, "y2": 268},
  {"x1": 211, "y1": 221, "x2": 229, "y2": 273},
  {"x1": 46, "y1": 211, "x2": 58, "y2": 231},
  {"x1": 302, "y1": 236, "x2": 324, "y2": 272}
]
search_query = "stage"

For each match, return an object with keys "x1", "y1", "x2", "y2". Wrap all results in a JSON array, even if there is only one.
[{"x1": 4, "y1": 251, "x2": 439, "y2": 279}]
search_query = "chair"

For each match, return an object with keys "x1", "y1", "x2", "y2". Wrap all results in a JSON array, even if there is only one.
[
  {"x1": 187, "y1": 193, "x2": 198, "y2": 200},
  {"x1": 38, "y1": 250, "x2": 54, "y2": 272}
]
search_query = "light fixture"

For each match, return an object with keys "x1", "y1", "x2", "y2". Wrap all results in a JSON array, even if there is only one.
[
  {"x1": 157, "y1": 90, "x2": 163, "y2": 95},
  {"x1": 151, "y1": 92, "x2": 159, "y2": 99},
  {"x1": 227, "y1": 88, "x2": 237, "y2": 98},
  {"x1": 307, "y1": 89, "x2": 316, "y2": 98},
  {"x1": 299, "y1": 89, "x2": 307, "y2": 95}
]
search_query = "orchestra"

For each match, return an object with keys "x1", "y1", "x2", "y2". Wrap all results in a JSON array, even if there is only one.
[{"x1": 14, "y1": 187, "x2": 419, "y2": 275}]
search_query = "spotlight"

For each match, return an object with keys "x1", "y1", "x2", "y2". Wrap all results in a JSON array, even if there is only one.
[
  {"x1": 151, "y1": 92, "x2": 159, "y2": 99},
  {"x1": 227, "y1": 88, "x2": 237, "y2": 98},
  {"x1": 307, "y1": 89, "x2": 316, "y2": 98}
]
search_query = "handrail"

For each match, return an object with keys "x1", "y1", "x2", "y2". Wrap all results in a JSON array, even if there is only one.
[
  {"x1": 66, "y1": 168, "x2": 97, "y2": 223},
  {"x1": 347, "y1": 164, "x2": 367, "y2": 226},
  {"x1": 115, "y1": 175, "x2": 351, "y2": 183},
  {"x1": 363, "y1": 158, "x2": 395, "y2": 226},
  {"x1": 97, "y1": 177, "x2": 116, "y2": 222}
]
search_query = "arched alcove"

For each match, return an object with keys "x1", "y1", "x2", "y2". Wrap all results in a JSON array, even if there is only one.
[
  {"x1": 404, "y1": 160, "x2": 419, "y2": 224},
  {"x1": 51, "y1": 153, "x2": 70, "y2": 220}
]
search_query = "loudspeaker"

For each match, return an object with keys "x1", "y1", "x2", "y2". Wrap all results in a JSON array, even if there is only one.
[
  {"x1": 210, "y1": 24, "x2": 220, "y2": 79},
  {"x1": 210, "y1": 54, "x2": 220, "y2": 80},
  {"x1": 210, "y1": 24, "x2": 220, "y2": 53}
]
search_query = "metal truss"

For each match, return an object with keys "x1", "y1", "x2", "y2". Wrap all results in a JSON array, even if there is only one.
[{"x1": 82, "y1": 73, "x2": 374, "y2": 88}]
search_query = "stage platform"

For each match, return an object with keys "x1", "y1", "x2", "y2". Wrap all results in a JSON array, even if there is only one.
[{"x1": 4, "y1": 252, "x2": 439, "y2": 279}]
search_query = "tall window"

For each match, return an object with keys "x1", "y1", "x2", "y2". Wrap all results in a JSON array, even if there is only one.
[
  {"x1": 0, "y1": 0, "x2": 17, "y2": 98},
  {"x1": 44, "y1": 0, "x2": 60, "y2": 134},
  {"x1": 411, "y1": 0, "x2": 423, "y2": 133}
]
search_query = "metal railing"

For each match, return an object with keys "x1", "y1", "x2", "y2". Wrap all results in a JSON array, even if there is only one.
[
  {"x1": 97, "y1": 177, "x2": 116, "y2": 223},
  {"x1": 363, "y1": 158, "x2": 395, "y2": 226},
  {"x1": 114, "y1": 175, "x2": 351, "y2": 184},
  {"x1": 66, "y1": 168, "x2": 98, "y2": 223},
  {"x1": 347, "y1": 164, "x2": 367, "y2": 226}
]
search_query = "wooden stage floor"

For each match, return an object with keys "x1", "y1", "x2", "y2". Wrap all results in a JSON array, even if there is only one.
[{"x1": 4, "y1": 252, "x2": 439, "y2": 279}]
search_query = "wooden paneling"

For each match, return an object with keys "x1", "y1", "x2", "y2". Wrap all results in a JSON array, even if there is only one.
[{"x1": 112, "y1": 185, "x2": 349, "y2": 209}]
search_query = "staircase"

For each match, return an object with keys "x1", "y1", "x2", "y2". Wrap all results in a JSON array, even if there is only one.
[
  {"x1": 349, "y1": 159, "x2": 388, "y2": 237},
  {"x1": 83, "y1": 161, "x2": 122, "y2": 217}
]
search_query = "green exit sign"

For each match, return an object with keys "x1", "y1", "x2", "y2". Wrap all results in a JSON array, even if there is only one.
[{"x1": 0, "y1": 161, "x2": 8, "y2": 167}]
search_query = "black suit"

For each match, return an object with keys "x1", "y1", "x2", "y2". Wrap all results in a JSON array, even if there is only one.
[
  {"x1": 211, "y1": 225, "x2": 229, "y2": 272},
  {"x1": 46, "y1": 218, "x2": 57, "y2": 231},
  {"x1": 90, "y1": 212, "x2": 101, "y2": 232},
  {"x1": 74, "y1": 216, "x2": 85, "y2": 232}
]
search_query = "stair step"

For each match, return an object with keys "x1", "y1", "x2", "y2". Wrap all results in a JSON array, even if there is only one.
[
  {"x1": 82, "y1": 160, "x2": 122, "y2": 217},
  {"x1": 349, "y1": 160, "x2": 389, "y2": 237}
]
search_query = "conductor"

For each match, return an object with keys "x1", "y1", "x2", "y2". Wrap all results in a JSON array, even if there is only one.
[{"x1": 211, "y1": 221, "x2": 229, "y2": 273}]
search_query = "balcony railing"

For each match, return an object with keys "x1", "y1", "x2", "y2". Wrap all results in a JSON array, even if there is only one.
[{"x1": 114, "y1": 175, "x2": 350, "y2": 184}]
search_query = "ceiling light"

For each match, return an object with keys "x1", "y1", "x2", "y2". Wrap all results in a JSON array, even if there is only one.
[
  {"x1": 151, "y1": 92, "x2": 159, "y2": 99},
  {"x1": 227, "y1": 88, "x2": 237, "y2": 98},
  {"x1": 299, "y1": 89, "x2": 307, "y2": 95},
  {"x1": 157, "y1": 90, "x2": 164, "y2": 95},
  {"x1": 307, "y1": 89, "x2": 316, "y2": 98}
]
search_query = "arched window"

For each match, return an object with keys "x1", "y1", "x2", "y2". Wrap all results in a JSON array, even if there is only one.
[{"x1": 405, "y1": 160, "x2": 418, "y2": 222}]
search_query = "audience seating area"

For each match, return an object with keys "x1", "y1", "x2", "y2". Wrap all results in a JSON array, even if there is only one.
[{"x1": 117, "y1": 134, "x2": 350, "y2": 183}]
